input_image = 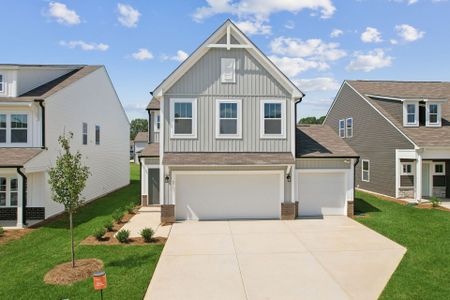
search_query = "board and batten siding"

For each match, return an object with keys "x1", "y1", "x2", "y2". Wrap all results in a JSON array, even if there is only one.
[
  {"x1": 163, "y1": 47, "x2": 292, "y2": 153},
  {"x1": 325, "y1": 83, "x2": 414, "y2": 197}
]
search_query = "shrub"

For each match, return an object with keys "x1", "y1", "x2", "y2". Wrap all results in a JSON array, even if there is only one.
[
  {"x1": 112, "y1": 209, "x2": 124, "y2": 223},
  {"x1": 116, "y1": 229, "x2": 130, "y2": 243},
  {"x1": 93, "y1": 227, "x2": 106, "y2": 241},
  {"x1": 429, "y1": 196, "x2": 442, "y2": 208},
  {"x1": 140, "y1": 227, "x2": 155, "y2": 243},
  {"x1": 125, "y1": 203, "x2": 135, "y2": 214},
  {"x1": 103, "y1": 220, "x2": 114, "y2": 232},
  {"x1": 0, "y1": 227, "x2": 4, "y2": 237}
]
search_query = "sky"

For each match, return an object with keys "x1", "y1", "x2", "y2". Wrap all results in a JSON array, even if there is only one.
[{"x1": 1, "y1": 0, "x2": 449, "y2": 121}]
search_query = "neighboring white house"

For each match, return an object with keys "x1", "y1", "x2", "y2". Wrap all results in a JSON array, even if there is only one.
[
  {"x1": 0, "y1": 64, "x2": 130, "y2": 227},
  {"x1": 133, "y1": 131, "x2": 148, "y2": 163},
  {"x1": 139, "y1": 20, "x2": 359, "y2": 222}
]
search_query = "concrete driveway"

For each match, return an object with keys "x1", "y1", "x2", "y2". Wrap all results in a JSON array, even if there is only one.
[{"x1": 145, "y1": 217, "x2": 406, "y2": 300}]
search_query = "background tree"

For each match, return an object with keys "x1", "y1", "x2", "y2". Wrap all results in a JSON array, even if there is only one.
[
  {"x1": 298, "y1": 116, "x2": 326, "y2": 125},
  {"x1": 48, "y1": 132, "x2": 90, "y2": 268},
  {"x1": 130, "y1": 118, "x2": 148, "y2": 140}
]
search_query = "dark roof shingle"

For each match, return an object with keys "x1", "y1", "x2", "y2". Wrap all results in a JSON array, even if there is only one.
[{"x1": 139, "y1": 143, "x2": 159, "y2": 157}]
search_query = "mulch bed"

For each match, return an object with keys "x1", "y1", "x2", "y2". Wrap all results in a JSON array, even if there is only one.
[
  {"x1": 416, "y1": 202, "x2": 450, "y2": 212},
  {"x1": 44, "y1": 258, "x2": 104, "y2": 285},
  {"x1": 0, "y1": 228, "x2": 34, "y2": 245}
]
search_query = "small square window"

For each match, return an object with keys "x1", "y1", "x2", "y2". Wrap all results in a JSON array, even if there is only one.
[
  {"x1": 434, "y1": 163, "x2": 445, "y2": 175},
  {"x1": 401, "y1": 162, "x2": 413, "y2": 175}
]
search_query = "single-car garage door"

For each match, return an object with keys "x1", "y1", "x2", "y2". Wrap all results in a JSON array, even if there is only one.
[
  {"x1": 174, "y1": 171, "x2": 283, "y2": 220},
  {"x1": 297, "y1": 171, "x2": 347, "y2": 216}
]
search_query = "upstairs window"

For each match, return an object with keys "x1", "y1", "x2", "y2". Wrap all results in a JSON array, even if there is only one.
[
  {"x1": 0, "y1": 114, "x2": 5, "y2": 143},
  {"x1": 346, "y1": 118, "x2": 353, "y2": 138},
  {"x1": 339, "y1": 119, "x2": 345, "y2": 138},
  {"x1": 0, "y1": 74, "x2": 4, "y2": 92},
  {"x1": 261, "y1": 100, "x2": 286, "y2": 138},
  {"x1": 216, "y1": 99, "x2": 242, "y2": 138},
  {"x1": 362, "y1": 159, "x2": 370, "y2": 182},
  {"x1": 170, "y1": 98, "x2": 197, "y2": 138},
  {"x1": 404, "y1": 102, "x2": 418, "y2": 126},
  {"x1": 95, "y1": 125, "x2": 100, "y2": 145},
  {"x1": 154, "y1": 112, "x2": 160, "y2": 132},
  {"x1": 10, "y1": 114, "x2": 28, "y2": 143},
  {"x1": 82, "y1": 122, "x2": 88, "y2": 145},
  {"x1": 221, "y1": 58, "x2": 236, "y2": 83},
  {"x1": 426, "y1": 103, "x2": 441, "y2": 127}
]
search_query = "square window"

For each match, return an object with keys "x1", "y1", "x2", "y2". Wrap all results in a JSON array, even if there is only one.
[
  {"x1": 434, "y1": 163, "x2": 445, "y2": 175},
  {"x1": 401, "y1": 163, "x2": 413, "y2": 175}
]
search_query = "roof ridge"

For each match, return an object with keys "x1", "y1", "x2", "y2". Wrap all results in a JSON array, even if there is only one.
[{"x1": 347, "y1": 79, "x2": 449, "y2": 84}]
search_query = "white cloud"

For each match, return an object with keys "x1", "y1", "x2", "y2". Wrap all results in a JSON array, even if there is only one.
[
  {"x1": 193, "y1": 0, "x2": 336, "y2": 21},
  {"x1": 361, "y1": 27, "x2": 383, "y2": 43},
  {"x1": 395, "y1": 24, "x2": 425, "y2": 42},
  {"x1": 59, "y1": 40, "x2": 109, "y2": 51},
  {"x1": 162, "y1": 50, "x2": 189, "y2": 62},
  {"x1": 284, "y1": 20, "x2": 295, "y2": 30},
  {"x1": 390, "y1": 39, "x2": 398, "y2": 45},
  {"x1": 391, "y1": 0, "x2": 418, "y2": 4},
  {"x1": 346, "y1": 49, "x2": 393, "y2": 72},
  {"x1": 47, "y1": 2, "x2": 80, "y2": 25},
  {"x1": 330, "y1": 29, "x2": 343, "y2": 38},
  {"x1": 131, "y1": 48, "x2": 153, "y2": 60},
  {"x1": 235, "y1": 19, "x2": 272, "y2": 35},
  {"x1": 268, "y1": 56, "x2": 328, "y2": 77},
  {"x1": 117, "y1": 3, "x2": 141, "y2": 28},
  {"x1": 270, "y1": 37, "x2": 347, "y2": 61},
  {"x1": 294, "y1": 77, "x2": 340, "y2": 92}
]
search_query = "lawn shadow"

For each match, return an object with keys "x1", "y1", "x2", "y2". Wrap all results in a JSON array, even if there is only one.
[
  {"x1": 355, "y1": 197, "x2": 381, "y2": 215},
  {"x1": 106, "y1": 252, "x2": 160, "y2": 269}
]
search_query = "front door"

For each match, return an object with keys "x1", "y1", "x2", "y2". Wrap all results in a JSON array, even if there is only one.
[
  {"x1": 148, "y1": 169, "x2": 160, "y2": 205},
  {"x1": 422, "y1": 163, "x2": 430, "y2": 197}
]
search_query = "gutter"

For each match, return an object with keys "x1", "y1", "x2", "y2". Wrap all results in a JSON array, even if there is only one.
[
  {"x1": 34, "y1": 99, "x2": 46, "y2": 149},
  {"x1": 16, "y1": 167, "x2": 28, "y2": 226}
]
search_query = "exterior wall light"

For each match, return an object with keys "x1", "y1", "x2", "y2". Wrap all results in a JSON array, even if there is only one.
[
  {"x1": 286, "y1": 174, "x2": 291, "y2": 182},
  {"x1": 164, "y1": 175, "x2": 170, "y2": 183}
]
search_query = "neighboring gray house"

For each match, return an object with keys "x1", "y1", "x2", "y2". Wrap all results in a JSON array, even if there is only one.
[
  {"x1": 133, "y1": 131, "x2": 148, "y2": 163},
  {"x1": 139, "y1": 20, "x2": 358, "y2": 222},
  {"x1": 325, "y1": 80, "x2": 450, "y2": 201}
]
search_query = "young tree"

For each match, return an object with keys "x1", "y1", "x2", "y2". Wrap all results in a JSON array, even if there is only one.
[{"x1": 48, "y1": 132, "x2": 90, "y2": 268}]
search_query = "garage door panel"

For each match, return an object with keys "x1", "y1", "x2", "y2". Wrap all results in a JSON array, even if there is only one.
[
  {"x1": 297, "y1": 172, "x2": 346, "y2": 216},
  {"x1": 175, "y1": 173, "x2": 281, "y2": 220}
]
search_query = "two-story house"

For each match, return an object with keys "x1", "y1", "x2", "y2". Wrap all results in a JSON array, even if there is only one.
[
  {"x1": 133, "y1": 131, "x2": 149, "y2": 163},
  {"x1": 325, "y1": 80, "x2": 450, "y2": 202},
  {"x1": 139, "y1": 20, "x2": 358, "y2": 222},
  {"x1": 0, "y1": 64, "x2": 130, "y2": 227}
]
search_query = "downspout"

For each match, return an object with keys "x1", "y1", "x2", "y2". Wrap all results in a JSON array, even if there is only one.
[
  {"x1": 139, "y1": 157, "x2": 143, "y2": 205},
  {"x1": 147, "y1": 109, "x2": 151, "y2": 144},
  {"x1": 17, "y1": 167, "x2": 27, "y2": 226},
  {"x1": 294, "y1": 97, "x2": 304, "y2": 158},
  {"x1": 34, "y1": 99, "x2": 46, "y2": 149}
]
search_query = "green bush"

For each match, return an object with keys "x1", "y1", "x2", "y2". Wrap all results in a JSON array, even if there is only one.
[
  {"x1": 112, "y1": 209, "x2": 124, "y2": 223},
  {"x1": 93, "y1": 227, "x2": 106, "y2": 241},
  {"x1": 125, "y1": 203, "x2": 135, "y2": 214},
  {"x1": 116, "y1": 229, "x2": 130, "y2": 243},
  {"x1": 140, "y1": 227, "x2": 155, "y2": 243},
  {"x1": 103, "y1": 220, "x2": 114, "y2": 232},
  {"x1": 429, "y1": 196, "x2": 442, "y2": 208},
  {"x1": 0, "y1": 226, "x2": 4, "y2": 237}
]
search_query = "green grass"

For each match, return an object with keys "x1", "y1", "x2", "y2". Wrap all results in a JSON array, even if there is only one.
[
  {"x1": 355, "y1": 191, "x2": 450, "y2": 300},
  {"x1": 0, "y1": 164, "x2": 163, "y2": 300}
]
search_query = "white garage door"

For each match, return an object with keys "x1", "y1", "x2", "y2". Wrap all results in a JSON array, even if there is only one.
[
  {"x1": 174, "y1": 171, "x2": 282, "y2": 220},
  {"x1": 297, "y1": 171, "x2": 347, "y2": 216}
]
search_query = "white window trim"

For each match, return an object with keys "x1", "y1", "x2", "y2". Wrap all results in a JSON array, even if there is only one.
[
  {"x1": 403, "y1": 101, "x2": 419, "y2": 127},
  {"x1": 221, "y1": 58, "x2": 236, "y2": 83},
  {"x1": 362, "y1": 159, "x2": 370, "y2": 182},
  {"x1": 215, "y1": 99, "x2": 242, "y2": 139},
  {"x1": 400, "y1": 162, "x2": 414, "y2": 175},
  {"x1": 346, "y1": 117, "x2": 353, "y2": 138},
  {"x1": 0, "y1": 111, "x2": 32, "y2": 147},
  {"x1": 0, "y1": 176, "x2": 18, "y2": 207},
  {"x1": 432, "y1": 162, "x2": 446, "y2": 175},
  {"x1": 425, "y1": 102, "x2": 441, "y2": 127},
  {"x1": 339, "y1": 119, "x2": 345, "y2": 138},
  {"x1": 154, "y1": 111, "x2": 160, "y2": 133},
  {"x1": 170, "y1": 98, "x2": 197, "y2": 139},
  {"x1": 260, "y1": 99, "x2": 286, "y2": 139}
]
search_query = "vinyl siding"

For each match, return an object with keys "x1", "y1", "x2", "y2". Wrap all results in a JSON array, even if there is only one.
[
  {"x1": 325, "y1": 83, "x2": 415, "y2": 197},
  {"x1": 296, "y1": 159, "x2": 350, "y2": 169},
  {"x1": 163, "y1": 47, "x2": 292, "y2": 153}
]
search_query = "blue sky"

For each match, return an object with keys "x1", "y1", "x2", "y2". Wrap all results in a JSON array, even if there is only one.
[{"x1": 1, "y1": 0, "x2": 449, "y2": 120}]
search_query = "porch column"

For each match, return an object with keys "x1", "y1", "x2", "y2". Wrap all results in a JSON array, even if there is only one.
[
  {"x1": 416, "y1": 153, "x2": 423, "y2": 202},
  {"x1": 16, "y1": 175, "x2": 23, "y2": 228}
]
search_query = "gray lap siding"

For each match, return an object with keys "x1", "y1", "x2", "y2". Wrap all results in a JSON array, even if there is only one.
[{"x1": 325, "y1": 83, "x2": 414, "y2": 197}]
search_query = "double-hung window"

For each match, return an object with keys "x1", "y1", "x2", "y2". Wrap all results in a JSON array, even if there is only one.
[
  {"x1": 82, "y1": 123, "x2": 88, "y2": 145},
  {"x1": 216, "y1": 99, "x2": 242, "y2": 138},
  {"x1": 404, "y1": 102, "x2": 418, "y2": 126},
  {"x1": 426, "y1": 103, "x2": 441, "y2": 127},
  {"x1": 0, "y1": 177, "x2": 18, "y2": 207},
  {"x1": 154, "y1": 112, "x2": 161, "y2": 132},
  {"x1": 95, "y1": 125, "x2": 100, "y2": 145},
  {"x1": 0, "y1": 74, "x2": 4, "y2": 93},
  {"x1": 10, "y1": 114, "x2": 28, "y2": 143},
  {"x1": 170, "y1": 98, "x2": 197, "y2": 138},
  {"x1": 346, "y1": 118, "x2": 353, "y2": 138},
  {"x1": 362, "y1": 159, "x2": 370, "y2": 182},
  {"x1": 339, "y1": 119, "x2": 345, "y2": 138},
  {"x1": 0, "y1": 114, "x2": 6, "y2": 143},
  {"x1": 261, "y1": 100, "x2": 286, "y2": 138}
]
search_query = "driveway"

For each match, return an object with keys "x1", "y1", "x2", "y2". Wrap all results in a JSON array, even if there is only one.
[{"x1": 145, "y1": 217, "x2": 406, "y2": 300}]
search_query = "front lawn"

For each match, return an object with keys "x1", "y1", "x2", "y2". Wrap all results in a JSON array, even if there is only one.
[
  {"x1": 355, "y1": 191, "x2": 450, "y2": 300},
  {"x1": 0, "y1": 164, "x2": 163, "y2": 299}
]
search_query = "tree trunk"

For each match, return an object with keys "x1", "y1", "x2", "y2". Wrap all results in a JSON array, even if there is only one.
[{"x1": 69, "y1": 211, "x2": 75, "y2": 268}]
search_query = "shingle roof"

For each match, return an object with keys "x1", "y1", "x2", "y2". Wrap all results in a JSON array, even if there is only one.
[
  {"x1": 296, "y1": 125, "x2": 358, "y2": 158},
  {"x1": 347, "y1": 80, "x2": 450, "y2": 147},
  {"x1": 163, "y1": 152, "x2": 295, "y2": 165},
  {"x1": 139, "y1": 143, "x2": 159, "y2": 157},
  {"x1": 0, "y1": 148, "x2": 43, "y2": 166},
  {"x1": 134, "y1": 132, "x2": 149, "y2": 142},
  {"x1": 147, "y1": 98, "x2": 160, "y2": 110},
  {"x1": 0, "y1": 65, "x2": 102, "y2": 102}
]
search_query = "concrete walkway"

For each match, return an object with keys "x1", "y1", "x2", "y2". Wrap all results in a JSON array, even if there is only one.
[
  {"x1": 145, "y1": 217, "x2": 406, "y2": 300},
  {"x1": 120, "y1": 207, "x2": 171, "y2": 238}
]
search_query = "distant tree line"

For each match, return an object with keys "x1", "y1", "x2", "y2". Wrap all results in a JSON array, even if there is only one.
[{"x1": 298, "y1": 116, "x2": 326, "y2": 125}]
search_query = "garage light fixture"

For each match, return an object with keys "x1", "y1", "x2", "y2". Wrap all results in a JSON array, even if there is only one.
[{"x1": 165, "y1": 175, "x2": 170, "y2": 183}]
